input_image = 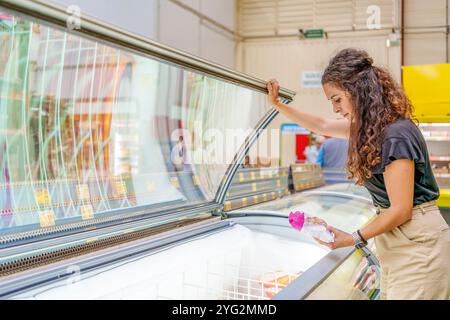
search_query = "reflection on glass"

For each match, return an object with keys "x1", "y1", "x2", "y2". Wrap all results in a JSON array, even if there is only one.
[
  {"x1": 306, "y1": 244, "x2": 381, "y2": 300},
  {"x1": 315, "y1": 183, "x2": 373, "y2": 199},
  {"x1": 0, "y1": 10, "x2": 270, "y2": 233}
]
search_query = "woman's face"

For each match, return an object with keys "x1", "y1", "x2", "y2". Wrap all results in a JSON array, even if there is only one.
[{"x1": 323, "y1": 82, "x2": 354, "y2": 120}]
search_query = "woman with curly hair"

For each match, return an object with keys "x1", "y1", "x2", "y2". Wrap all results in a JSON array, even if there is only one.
[{"x1": 267, "y1": 48, "x2": 449, "y2": 300}]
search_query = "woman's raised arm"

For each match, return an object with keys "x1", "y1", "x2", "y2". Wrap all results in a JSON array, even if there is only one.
[{"x1": 267, "y1": 79, "x2": 350, "y2": 139}]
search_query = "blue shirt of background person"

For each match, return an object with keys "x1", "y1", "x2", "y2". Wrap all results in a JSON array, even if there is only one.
[{"x1": 316, "y1": 137, "x2": 348, "y2": 169}]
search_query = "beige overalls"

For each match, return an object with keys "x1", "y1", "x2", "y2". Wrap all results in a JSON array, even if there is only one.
[{"x1": 374, "y1": 200, "x2": 450, "y2": 300}]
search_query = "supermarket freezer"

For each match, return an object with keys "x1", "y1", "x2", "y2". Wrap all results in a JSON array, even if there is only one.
[
  {"x1": 0, "y1": 0, "x2": 380, "y2": 300},
  {"x1": 2, "y1": 183, "x2": 379, "y2": 300}
]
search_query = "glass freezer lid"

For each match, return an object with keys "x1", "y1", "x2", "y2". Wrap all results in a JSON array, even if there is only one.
[{"x1": 0, "y1": 4, "x2": 293, "y2": 240}]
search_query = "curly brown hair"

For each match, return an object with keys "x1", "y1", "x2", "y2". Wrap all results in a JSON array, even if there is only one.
[{"x1": 322, "y1": 48, "x2": 415, "y2": 184}]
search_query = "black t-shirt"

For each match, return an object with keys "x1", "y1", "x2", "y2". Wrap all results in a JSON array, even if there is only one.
[{"x1": 363, "y1": 118, "x2": 440, "y2": 208}]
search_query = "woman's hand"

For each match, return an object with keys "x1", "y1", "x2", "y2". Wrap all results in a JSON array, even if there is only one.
[
  {"x1": 313, "y1": 225, "x2": 354, "y2": 250},
  {"x1": 266, "y1": 79, "x2": 280, "y2": 107}
]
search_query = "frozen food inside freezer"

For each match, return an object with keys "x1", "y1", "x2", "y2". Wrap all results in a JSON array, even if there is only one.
[{"x1": 11, "y1": 224, "x2": 328, "y2": 300}]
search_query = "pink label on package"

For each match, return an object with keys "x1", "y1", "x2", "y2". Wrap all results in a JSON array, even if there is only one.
[{"x1": 288, "y1": 211, "x2": 305, "y2": 231}]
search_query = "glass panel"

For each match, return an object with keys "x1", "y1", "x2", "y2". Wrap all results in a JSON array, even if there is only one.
[
  {"x1": 0, "y1": 9, "x2": 270, "y2": 235},
  {"x1": 311, "y1": 183, "x2": 373, "y2": 199}
]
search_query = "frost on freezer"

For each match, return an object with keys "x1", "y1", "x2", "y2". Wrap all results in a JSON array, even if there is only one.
[{"x1": 15, "y1": 225, "x2": 328, "y2": 300}]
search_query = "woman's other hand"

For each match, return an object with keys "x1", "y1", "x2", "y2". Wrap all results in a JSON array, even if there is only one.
[
  {"x1": 266, "y1": 79, "x2": 280, "y2": 107},
  {"x1": 313, "y1": 225, "x2": 354, "y2": 250}
]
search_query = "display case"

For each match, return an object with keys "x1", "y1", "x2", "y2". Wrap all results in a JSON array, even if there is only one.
[
  {"x1": 290, "y1": 163, "x2": 325, "y2": 191},
  {"x1": 0, "y1": 0, "x2": 379, "y2": 300},
  {"x1": 403, "y1": 64, "x2": 450, "y2": 211},
  {"x1": 222, "y1": 167, "x2": 290, "y2": 212},
  {"x1": 418, "y1": 123, "x2": 450, "y2": 209},
  {"x1": 3, "y1": 183, "x2": 379, "y2": 300}
]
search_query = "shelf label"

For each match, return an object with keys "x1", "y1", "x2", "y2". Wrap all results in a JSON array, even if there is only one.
[
  {"x1": 35, "y1": 189, "x2": 51, "y2": 206},
  {"x1": 39, "y1": 210, "x2": 55, "y2": 228},
  {"x1": 81, "y1": 205, "x2": 94, "y2": 220},
  {"x1": 192, "y1": 175, "x2": 200, "y2": 186},
  {"x1": 170, "y1": 177, "x2": 180, "y2": 189},
  {"x1": 115, "y1": 180, "x2": 127, "y2": 196},
  {"x1": 76, "y1": 184, "x2": 90, "y2": 201}
]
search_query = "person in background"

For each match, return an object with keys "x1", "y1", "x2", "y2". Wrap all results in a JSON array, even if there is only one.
[
  {"x1": 316, "y1": 136, "x2": 349, "y2": 169},
  {"x1": 170, "y1": 136, "x2": 186, "y2": 171},
  {"x1": 304, "y1": 135, "x2": 321, "y2": 164}
]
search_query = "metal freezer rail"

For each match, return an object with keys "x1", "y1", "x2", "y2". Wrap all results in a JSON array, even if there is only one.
[{"x1": 0, "y1": 205, "x2": 220, "y2": 262}]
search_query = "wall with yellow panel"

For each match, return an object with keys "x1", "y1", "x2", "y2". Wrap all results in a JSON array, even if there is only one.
[{"x1": 403, "y1": 63, "x2": 450, "y2": 122}]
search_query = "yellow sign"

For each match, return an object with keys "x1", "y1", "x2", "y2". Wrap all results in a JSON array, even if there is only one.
[
  {"x1": 170, "y1": 177, "x2": 180, "y2": 188},
  {"x1": 239, "y1": 172, "x2": 245, "y2": 182},
  {"x1": 250, "y1": 172, "x2": 256, "y2": 180},
  {"x1": 192, "y1": 175, "x2": 200, "y2": 186},
  {"x1": 115, "y1": 181, "x2": 127, "y2": 196},
  {"x1": 35, "y1": 189, "x2": 51, "y2": 206},
  {"x1": 81, "y1": 205, "x2": 94, "y2": 220},
  {"x1": 39, "y1": 210, "x2": 55, "y2": 228},
  {"x1": 76, "y1": 184, "x2": 90, "y2": 201},
  {"x1": 252, "y1": 183, "x2": 257, "y2": 192}
]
